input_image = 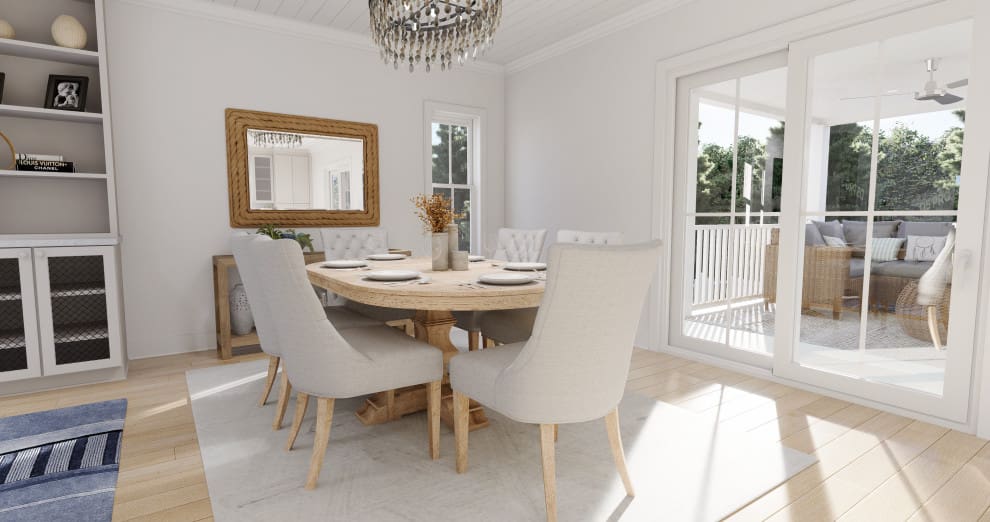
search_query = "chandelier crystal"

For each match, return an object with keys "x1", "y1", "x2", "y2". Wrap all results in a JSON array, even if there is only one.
[
  {"x1": 250, "y1": 131, "x2": 302, "y2": 148},
  {"x1": 369, "y1": 0, "x2": 503, "y2": 73}
]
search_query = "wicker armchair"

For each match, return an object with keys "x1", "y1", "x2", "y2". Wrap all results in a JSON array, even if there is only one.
[{"x1": 764, "y1": 229, "x2": 860, "y2": 320}]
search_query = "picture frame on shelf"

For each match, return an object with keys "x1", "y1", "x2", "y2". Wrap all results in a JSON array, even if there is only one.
[
  {"x1": 0, "y1": 72, "x2": 5, "y2": 104},
  {"x1": 44, "y1": 74, "x2": 88, "y2": 112}
]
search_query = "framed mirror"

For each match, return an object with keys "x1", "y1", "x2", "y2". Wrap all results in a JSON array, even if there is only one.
[{"x1": 225, "y1": 108, "x2": 380, "y2": 227}]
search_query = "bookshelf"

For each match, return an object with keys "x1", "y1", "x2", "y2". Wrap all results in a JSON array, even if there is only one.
[{"x1": 0, "y1": 0, "x2": 125, "y2": 391}]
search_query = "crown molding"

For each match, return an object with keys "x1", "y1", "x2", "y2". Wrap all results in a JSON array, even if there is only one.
[
  {"x1": 505, "y1": 0, "x2": 695, "y2": 74},
  {"x1": 115, "y1": 0, "x2": 505, "y2": 75}
]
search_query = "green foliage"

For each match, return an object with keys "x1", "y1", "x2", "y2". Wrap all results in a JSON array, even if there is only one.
[
  {"x1": 256, "y1": 224, "x2": 281, "y2": 240},
  {"x1": 432, "y1": 124, "x2": 469, "y2": 184},
  {"x1": 255, "y1": 225, "x2": 314, "y2": 252}
]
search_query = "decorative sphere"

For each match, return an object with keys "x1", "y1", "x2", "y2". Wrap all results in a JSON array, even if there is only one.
[
  {"x1": 0, "y1": 19, "x2": 14, "y2": 39},
  {"x1": 51, "y1": 15, "x2": 87, "y2": 49}
]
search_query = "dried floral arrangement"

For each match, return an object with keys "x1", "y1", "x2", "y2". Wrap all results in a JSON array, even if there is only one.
[{"x1": 412, "y1": 193, "x2": 463, "y2": 234}]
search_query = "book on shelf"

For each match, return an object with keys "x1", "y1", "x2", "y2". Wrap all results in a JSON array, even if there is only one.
[
  {"x1": 15, "y1": 159, "x2": 75, "y2": 173},
  {"x1": 16, "y1": 153, "x2": 65, "y2": 162}
]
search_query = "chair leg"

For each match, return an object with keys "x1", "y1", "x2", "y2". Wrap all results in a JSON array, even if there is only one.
[
  {"x1": 540, "y1": 424, "x2": 558, "y2": 522},
  {"x1": 285, "y1": 392, "x2": 310, "y2": 451},
  {"x1": 605, "y1": 408, "x2": 634, "y2": 497},
  {"x1": 273, "y1": 371, "x2": 292, "y2": 430},
  {"x1": 832, "y1": 297, "x2": 842, "y2": 320},
  {"x1": 927, "y1": 306, "x2": 944, "y2": 350},
  {"x1": 454, "y1": 390, "x2": 470, "y2": 473},
  {"x1": 553, "y1": 424, "x2": 558, "y2": 442},
  {"x1": 305, "y1": 397, "x2": 335, "y2": 490},
  {"x1": 259, "y1": 356, "x2": 279, "y2": 406},
  {"x1": 427, "y1": 380, "x2": 441, "y2": 460},
  {"x1": 468, "y1": 331, "x2": 480, "y2": 351},
  {"x1": 483, "y1": 336, "x2": 496, "y2": 348}
]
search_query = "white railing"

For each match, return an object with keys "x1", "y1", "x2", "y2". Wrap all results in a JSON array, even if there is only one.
[{"x1": 692, "y1": 224, "x2": 778, "y2": 307}]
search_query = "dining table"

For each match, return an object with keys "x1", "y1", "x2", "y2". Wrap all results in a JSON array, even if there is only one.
[{"x1": 307, "y1": 256, "x2": 545, "y2": 431}]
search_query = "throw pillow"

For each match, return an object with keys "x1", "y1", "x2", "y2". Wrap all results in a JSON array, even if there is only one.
[
  {"x1": 823, "y1": 235, "x2": 846, "y2": 247},
  {"x1": 905, "y1": 235, "x2": 947, "y2": 262},
  {"x1": 872, "y1": 237, "x2": 905, "y2": 262},
  {"x1": 805, "y1": 223, "x2": 826, "y2": 246},
  {"x1": 814, "y1": 221, "x2": 843, "y2": 242}
]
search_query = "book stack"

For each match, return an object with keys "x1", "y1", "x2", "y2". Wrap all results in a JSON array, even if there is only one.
[{"x1": 15, "y1": 154, "x2": 75, "y2": 173}]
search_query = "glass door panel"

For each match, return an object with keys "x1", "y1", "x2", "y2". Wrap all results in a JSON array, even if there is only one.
[
  {"x1": 674, "y1": 53, "x2": 787, "y2": 364},
  {"x1": 776, "y1": 10, "x2": 984, "y2": 421}
]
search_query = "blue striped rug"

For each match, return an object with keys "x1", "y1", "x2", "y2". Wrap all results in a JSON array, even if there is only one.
[{"x1": 0, "y1": 399, "x2": 126, "y2": 522}]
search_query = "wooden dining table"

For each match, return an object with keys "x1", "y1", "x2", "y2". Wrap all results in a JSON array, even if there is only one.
[{"x1": 307, "y1": 257, "x2": 545, "y2": 431}]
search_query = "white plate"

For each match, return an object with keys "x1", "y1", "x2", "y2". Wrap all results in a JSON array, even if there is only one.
[
  {"x1": 503, "y1": 262, "x2": 547, "y2": 271},
  {"x1": 365, "y1": 270, "x2": 421, "y2": 282},
  {"x1": 322, "y1": 259, "x2": 367, "y2": 269},
  {"x1": 469, "y1": 255, "x2": 486, "y2": 262},
  {"x1": 478, "y1": 273, "x2": 535, "y2": 285},
  {"x1": 366, "y1": 253, "x2": 407, "y2": 261}
]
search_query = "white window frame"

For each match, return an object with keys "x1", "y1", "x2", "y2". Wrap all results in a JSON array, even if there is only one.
[{"x1": 424, "y1": 102, "x2": 484, "y2": 254}]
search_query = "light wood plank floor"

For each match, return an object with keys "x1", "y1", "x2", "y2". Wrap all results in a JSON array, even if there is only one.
[{"x1": 1, "y1": 348, "x2": 987, "y2": 521}]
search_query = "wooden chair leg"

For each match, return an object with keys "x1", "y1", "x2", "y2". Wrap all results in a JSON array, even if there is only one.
[
  {"x1": 483, "y1": 336, "x2": 496, "y2": 348},
  {"x1": 553, "y1": 424, "x2": 558, "y2": 442},
  {"x1": 273, "y1": 371, "x2": 292, "y2": 430},
  {"x1": 832, "y1": 297, "x2": 842, "y2": 320},
  {"x1": 540, "y1": 424, "x2": 558, "y2": 522},
  {"x1": 285, "y1": 392, "x2": 310, "y2": 451},
  {"x1": 305, "y1": 397, "x2": 335, "y2": 490},
  {"x1": 427, "y1": 380, "x2": 441, "y2": 460},
  {"x1": 468, "y1": 331, "x2": 480, "y2": 351},
  {"x1": 259, "y1": 356, "x2": 280, "y2": 406},
  {"x1": 605, "y1": 408, "x2": 634, "y2": 497},
  {"x1": 454, "y1": 390, "x2": 470, "y2": 473}
]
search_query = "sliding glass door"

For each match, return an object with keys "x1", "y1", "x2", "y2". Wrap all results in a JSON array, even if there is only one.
[
  {"x1": 773, "y1": 7, "x2": 989, "y2": 421},
  {"x1": 670, "y1": 52, "x2": 788, "y2": 367}
]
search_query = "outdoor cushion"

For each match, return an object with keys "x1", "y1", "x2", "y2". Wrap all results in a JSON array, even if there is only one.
[
  {"x1": 805, "y1": 223, "x2": 826, "y2": 246},
  {"x1": 872, "y1": 237, "x2": 905, "y2": 262},
  {"x1": 897, "y1": 221, "x2": 954, "y2": 238},
  {"x1": 849, "y1": 258, "x2": 865, "y2": 278},
  {"x1": 814, "y1": 220, "x2": 843, "y2": 241},
  {"x1": 823, "y1": 236, "x2": 846, "y2": 247},
  {"x1": 842, "y1": 220, "x2": 899, "y2": 246},
  {"x1": 870, "y1": 260, "x2": 933, "y2": 279},
  {"x1": 905, "y1": 235, "x2": 948, "y2": 262}
]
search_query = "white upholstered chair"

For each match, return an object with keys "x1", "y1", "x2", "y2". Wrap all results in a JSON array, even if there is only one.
[
  {"x1": 250, "y1": 237, "x2": 444, "y2": 489},
  {"x1": 449, "y1": 241, "x2": 661, "y2": 521},
  {"x1": 480, "y1": 229, "x2": 625, "y2": 345},
  {"x1": 453, "y1": 227, "x2": 548, "y2": 349},
  {"x1": 319, "y1": 227, "x2": 415, "y2": 326},
  {"x1": 232, "y1": 235, "x2": 379, "y2": 429}
]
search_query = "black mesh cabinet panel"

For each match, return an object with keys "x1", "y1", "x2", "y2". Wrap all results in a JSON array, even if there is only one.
[
  {"x1": 0, "y1": 258, "x2": 28, "y2": 373},
  {"x1": 47, "y1": 255, "x2": 111, "y2": 366}
]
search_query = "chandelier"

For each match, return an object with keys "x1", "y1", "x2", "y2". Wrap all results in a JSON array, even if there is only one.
[
  {"x1": 369, "y1": 1, "x2": 502, "y2": 72},
  {"x1": 250, "y1": 131, "x2": 302, "y2": 148}
]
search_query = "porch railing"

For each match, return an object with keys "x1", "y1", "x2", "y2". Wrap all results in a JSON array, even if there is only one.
[{"x1": 691, "y1": 224, "x2": 778, "y2": 307}]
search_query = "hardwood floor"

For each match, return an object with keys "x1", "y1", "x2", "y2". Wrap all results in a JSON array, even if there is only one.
[{"x1": 0, "y1": 348, "x2": 987, "y2": 521}]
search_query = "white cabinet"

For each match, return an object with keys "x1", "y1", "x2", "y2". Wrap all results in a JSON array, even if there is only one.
[
  {"x1": 0, "y1": 249, "x2": 42, "y2": 381},
  {"x1": 0, "y1": 246, "x2": 123, "y2": 382}
]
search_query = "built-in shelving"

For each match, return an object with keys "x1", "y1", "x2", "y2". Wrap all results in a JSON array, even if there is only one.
[
  {"x1": 50, "y1": 284, "x2": 105, "y2": 298},
  {"x1": 0, "y1": 104, "x2": 103, "y2": 124},
  {"x1": 0, "y1": 170, "x2": 107, "y2": 180},
  {"x1": 0, "y1": 331, "x2": 26, "y2": 350},
  {"x1": 0, "y1": 287, "x2": 22, "y2": 302},
  {"x1": 0, "y1": 38, "x2": 99, "y2": 66},
  {"x1": 53, "y1": 323, "x2": 108, "y2": 344}
]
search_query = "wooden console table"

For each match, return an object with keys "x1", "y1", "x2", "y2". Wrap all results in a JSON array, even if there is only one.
[{"x1": 212, "y1": 249, "x2": 413, "y2": 360}]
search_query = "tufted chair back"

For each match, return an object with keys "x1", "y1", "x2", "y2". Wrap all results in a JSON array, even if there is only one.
[
  {"x1": 493, "y1": 228, "x2": 547, "y2": 262},
  {"x1": 319, "y1": 228, "x2": 389, "y2": 260},
  {"x1": 556, "y1": 229, "x2": 624, "y2": 246}
]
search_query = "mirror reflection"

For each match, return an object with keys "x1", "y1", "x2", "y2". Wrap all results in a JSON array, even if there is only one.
[{"x1": 247, "y1": 129, "x2": 365, "y2": 211}]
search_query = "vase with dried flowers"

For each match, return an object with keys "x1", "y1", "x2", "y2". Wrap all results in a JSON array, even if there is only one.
[{"x1": 412, "y1": 193, "x2": 462, "y2": 271}]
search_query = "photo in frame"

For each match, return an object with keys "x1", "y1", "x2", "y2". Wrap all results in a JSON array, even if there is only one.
[{"x1": 44, "y1": 74, "x2": 88, "y2": 112}]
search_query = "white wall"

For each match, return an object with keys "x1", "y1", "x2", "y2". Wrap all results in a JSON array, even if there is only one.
[{"x1": 105, "y1": 0, "x2": 505, "y2": 359}]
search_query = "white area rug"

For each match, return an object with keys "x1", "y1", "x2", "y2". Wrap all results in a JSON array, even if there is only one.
[{"x1": 188, "y1": 360, "x2": 815, "y2": 521}]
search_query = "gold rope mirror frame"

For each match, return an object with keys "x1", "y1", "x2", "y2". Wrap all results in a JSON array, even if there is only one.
[
  {"x1": 0, "y1": 130, "x2": 14, "y2": 169},
  {"x1": 225, "y1": 108, "x2": 380, "y2": 228}
]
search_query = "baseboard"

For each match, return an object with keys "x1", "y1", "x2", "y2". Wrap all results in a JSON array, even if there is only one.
[{"x1": 0, "y1": 366, "x2": 127, "y2": 398}]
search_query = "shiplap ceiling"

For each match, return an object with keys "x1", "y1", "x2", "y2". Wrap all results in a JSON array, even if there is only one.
[{"x1": 205, "y1": 0, "x2": 692, "y2": 65}]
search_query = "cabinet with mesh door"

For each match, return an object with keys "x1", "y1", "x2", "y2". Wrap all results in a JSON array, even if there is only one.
[
  {"x1": 0, "y1": 249, "x2": 43, "y2": 382},
  {"x1": 34, "y1": 246, "x2": 122, "y2": 375}
]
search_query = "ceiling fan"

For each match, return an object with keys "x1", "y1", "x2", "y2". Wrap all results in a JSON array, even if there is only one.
[{"x1": 840, "y1": 58, "x2": 968, "y2": 105}]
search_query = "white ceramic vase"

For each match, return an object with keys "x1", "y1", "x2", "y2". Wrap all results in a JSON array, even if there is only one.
[
  {"x1": 230, "y1": 283, "x2": 254, "y2": 336},
  {"x1": 446, "y1": 223, "x2": 459, "y2": 265},
  {"x1": 431, "y1": 232, "x2": 449, "y2": 271},
  {"x1": 51, "y1": 15, "x2": 87, "y2": 49}
]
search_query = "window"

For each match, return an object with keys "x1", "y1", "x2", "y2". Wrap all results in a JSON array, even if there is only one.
[{"x1": 430, "y1": 117, "x2": 476, "y2": 252}]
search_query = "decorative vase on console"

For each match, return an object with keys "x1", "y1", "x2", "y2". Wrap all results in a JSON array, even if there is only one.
[
  {"x1": 230, "y1": 283, "x2": 254, "y2": 336},
  {"x1": 446, "y1": 223, "x2": 459, "y2": 266},
  {"x1": 412, "y1": 193, "x2": 463, "y2": 271}
]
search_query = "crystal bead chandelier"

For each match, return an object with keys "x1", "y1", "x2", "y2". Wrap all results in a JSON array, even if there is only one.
[
  {"x1": 369, "y1": 0, "x2": 502, "y2": 72},
  {"x1": 250, "y1": 131, "x2": 302, "y2": 148}
]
